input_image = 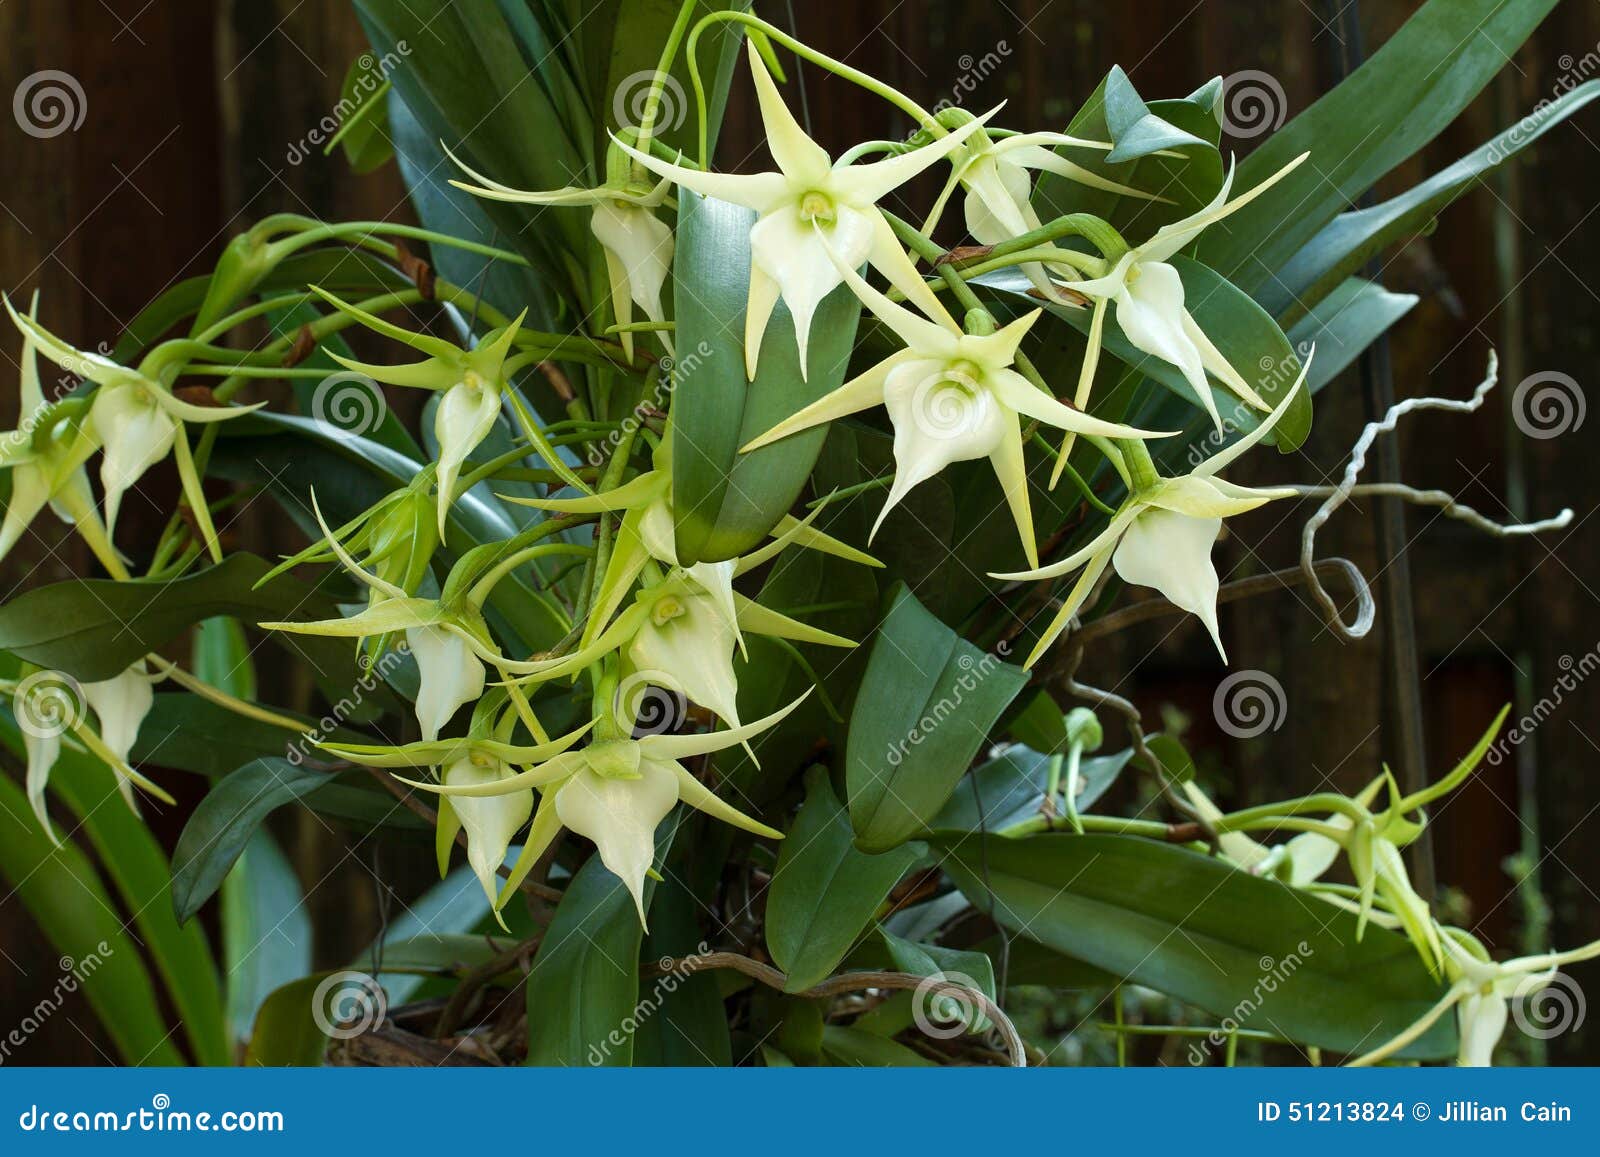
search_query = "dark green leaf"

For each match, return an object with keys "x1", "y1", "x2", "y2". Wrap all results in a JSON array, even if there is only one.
[
  {"x1": 670, "y1": 190, "x2": 862, "y2": 562},
  {"x1": 880, "y1": 928, "x2": 995, "y2": 1031},
  {"x1": 845, "y1": 585, "x2": 1028, "y2": 851},
  {"x1": 940, "y1": 832, "x2": 1456, "y2": 1059},
  {"x1": 222, "y1": 830, "x2": 311, "y2": 1047},
  {"x1": 932, "y1": 743, "x2": 1133, "y2": 832},
  {"x1": 766, "y1": 769, "x2": 920, "y2": 992}
]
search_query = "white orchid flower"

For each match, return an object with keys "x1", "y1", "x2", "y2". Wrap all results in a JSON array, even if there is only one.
[
  {"x1": 308, "y1": 287, "x2": 529, "y2": 537},
  {"x1": 994, "y1": 354, "x2": 1311, "y2": 666},
  {"x1": 499, "y1": 566, "x2": 853, "y2": 742},
  {"x1": 448, "y1": 148, "x2": 674, "y2": 363},
  {"x1": 616, "y1": 42, "x2": 994, "y2": 380},
  {"x1": 81, "y1": 661, "x2": 158, "y2": 810},
  {"x1": 392, "y1": 693, "x2": 809, "y2": 924},
  {"x1": 501, "y1": 426, "x2": 879, "y2": 651},
  {"x1": 921, "y1": 122, "x2": 1165, "y2": 301},
  {"x1": 4, "y1": 296, "x2": 263, "y2": 555},
  {"x1": 406, "y1": 625, "x2": 487, "y2": 743},
  {"x1": 743, "y1": 237, "x2": 1170, "y2": 568},
  {"x1": 1350, "y1": 930, "x2": 1600, "y2": 1068},
  {"x1": 320, "y1": 727, "x2": 592, "y2": 924},
  {"x1": 0, "y1": 296, "x2": 122, "y2": 576},
  {"x1": 1052, "y1": 153, "x2": 1309, "y2": 432}
]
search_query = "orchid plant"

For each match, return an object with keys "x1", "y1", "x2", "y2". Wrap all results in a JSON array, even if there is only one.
[{"x1": 0, "y1": 0, "x2": 1591, "y2": 1071}]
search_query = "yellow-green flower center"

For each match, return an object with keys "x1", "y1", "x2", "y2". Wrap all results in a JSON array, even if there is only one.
[{"x1": 798, "y1": 191, "x2": 836, "y2": 223}]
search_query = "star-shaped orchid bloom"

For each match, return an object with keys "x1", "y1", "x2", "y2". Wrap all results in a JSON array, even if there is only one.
[
  {"x1": 994, "y1": 353, "x2": 1311, "y2": 665},
  {"x1": 447, "y1": 146, "x2": 675, "y2": 362},
  {"x1": 0, "y1": 295, "x2": 121, "y2": 576},
  {"x1": 1052, "y1": 153, "x2": 1309, "y2": 432},
  {"x1": 379, "y1": 693, "x2": 808, "y2": 923},
  {"x1": 307, "y1": 287, "x2": 529, "y2": 538},
  {"x1": 4, "y1": 296, "x2": 263, "y2": 556},
  {"x1": 1350, "y1": 931, "x2": 1600, "y2": 1068},
  {"x1": 740, "y1": 235, "x2": 1170, "y2": 568},
  {"x1": 616, "y1": 42, "x2": 993, "y2": 381}
]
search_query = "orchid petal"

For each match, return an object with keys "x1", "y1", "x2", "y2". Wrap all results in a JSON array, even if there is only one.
[
  {"x1": 555, "y1": 760, "x2": 678, "y2": 925},
  {"x1": 1112, "y1": 508, "x2": 1225, "y2": 659},
  {"x1": 637, "y1": 689, "x2": 811, "y2": 761}
]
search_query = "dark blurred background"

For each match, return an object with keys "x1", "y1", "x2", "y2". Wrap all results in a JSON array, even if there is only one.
[{"x1": 1, "y1": 0, "x2": 1597, "y2": 1063}]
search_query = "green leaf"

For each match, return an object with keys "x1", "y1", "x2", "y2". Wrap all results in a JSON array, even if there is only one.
[
  {"x1": 932, "y1": 743, "x2": 1133, "y2": 832},
  {"x1": 820, "y1": 1023, "x2": 936, "y2": 1066},
  {"x1": 977, "y1": 256, "x2": 1312, "y2": 451},
  {"x1": 245, "y1": 974, "x2": 337, "y2": 1066},
  {"x1": 0, "y1": 770, "x2": 185, "y2": 1065},
  {"x1": 670, "y1": 190, "x2": 862, "y2": 563},
  {"x1": 939, "y1": 832, "x2": 1457, "y2": 1059},
  {"x1": 222, "y1": 830, "x2": 311, "y2": 1048},
  {"x1": 845, "y1": 585, "x2": 1028, "y2": 851},
  {"x1": 880, "y1": 928, "x2": 995, "y2": 1031},
  {"x1": 0, "y1": 552, "x2": 360, "y2": 685},
  {"x1": 1140, "y1": 733, "x2": 1196, "y2": 786},
  {"x1": 1287, "y1": 278, "x2": 1418, "y2": 392},
  {"x1": 172, "y1": 757, "x2": 359, "y2": 923},
  {"x1": 766, "y1": 769, "x2": 920, "y2": 992},
  {"x1": 0, "y1": 708, "x2": 229, "y2": 1065},
  {"x1": 633, "y1": 876, "x2": 732, "y2": 1066},
  {"x1": 1212, "y1": 0, "x2": 1562, "y2": 296},
  {"x1": 358, "y1": 865, "x2": 494, "y2": 1007},
  {"x1": 332, "y1": 55, "x2": 395, "y2": 173},
  {"x1": 1267, "y1": 79, "x2": 1600, "y2": 324},
  {"x1": 132, "y1": 692, "x2": 375, "y2": 779},
  {"x1": 193, "y1": 616, "x2": 256, "y2": 699},
  {"x1": 524, "y1": 822, "x2": 675, "y2": 1065}
]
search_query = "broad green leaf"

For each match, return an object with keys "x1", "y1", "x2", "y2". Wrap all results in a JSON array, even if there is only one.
[
  {"x1": 245, "y1": 974, "x2": 337, "y2": 1066},
  {"x1": 0, "y1": 770, "x2": 185, "y2": 1066},
  {"x1": 1269, "y1": 80, "x2": 1600, "y2": 325},
  {"x1": 358, "y1": 864, "x2": 494, "y2": 1006},
  {"x1": 1287, "y1": 277, "x2": 1418, "y2": 392},
  {"x1": 845, "y1": 585, "x2": 1028, "y2": 851},
  {"x1": 524, "y1": 822, "x2": 674, "y2": 1065},
  {"x1": 766, "y1": 769, "x2": 919, "y2": 992},
  {"x1": 0, "y1": 552, "x2": 362, "y2": 685},
  {"x1": 633, "y1": 876, "x2": 732, "y2": 1066},
  {"x1": 932, "y1": 743, "x2": 1133, "y2": 833},
  {"x1": 1, "y1": 708, "x2": 229, "y2": 1066},
  {"x1": 1140, "y1": 732, "x2": 1196, "y2": 786},
  {"x1": 172, "y1": 757, "x2": 404, "y2": 923},
  {"x1": 939, "y1": 832, "x2": 1456, "y2": 1059},
  {"x1": 222, "y1": 830, "x2": 311, "y2": 1049},
  {"x1": 977, "y1": 256, "x2": 1311, "y2": 451},
  {"x1": 670, "y1": 190, "x2": 862, "y2": 563},
  {"x1": 192, "y1": 616, "x2": 256, "y2": 699},
  {"x1": 820, "y1": 1024, "x2": 936, "y2": 1066},
  {"x1": 1214, "y1": 0, "x2": 1562, "y2": 296},
  {"x1": 880, "y1": 928, "x2": 995, "y2": 1031}
]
